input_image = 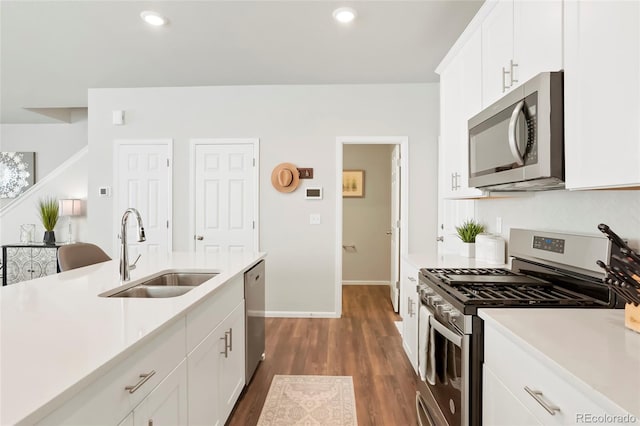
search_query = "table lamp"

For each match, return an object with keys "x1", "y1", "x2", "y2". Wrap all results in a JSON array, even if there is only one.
[{"x1": 59, "y1": 199, "x2": 82, "y2": 244}]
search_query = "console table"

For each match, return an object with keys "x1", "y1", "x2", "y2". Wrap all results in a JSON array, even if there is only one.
[{"x1": 2, "y1": 243, "x2": 63, "y2": 286}]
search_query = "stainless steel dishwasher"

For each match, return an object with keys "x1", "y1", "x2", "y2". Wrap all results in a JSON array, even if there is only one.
[{"x1": 244, "y1": 260, "x2": 265, "y2": 384}]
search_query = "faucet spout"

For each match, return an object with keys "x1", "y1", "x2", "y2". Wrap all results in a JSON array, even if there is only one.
[{"x1": 120, "y1": 208, "x2": 146, "y2": 281}]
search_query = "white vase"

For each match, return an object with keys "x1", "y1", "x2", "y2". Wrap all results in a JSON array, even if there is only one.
[{"x1": 460, "y1": 242, "x2": 475, "y2": 258}]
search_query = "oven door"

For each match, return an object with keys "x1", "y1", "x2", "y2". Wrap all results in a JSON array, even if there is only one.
[{"x1": 420, "y1": 310, "x2": 470, "y2": 426}]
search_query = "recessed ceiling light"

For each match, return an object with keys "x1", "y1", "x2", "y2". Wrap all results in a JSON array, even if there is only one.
[
  {"x1": 140, "y1": 11, "x2": 168, "y2": 26},
  {"x1": 333, "y1": 7, "x2": 357, "y2": 24}
]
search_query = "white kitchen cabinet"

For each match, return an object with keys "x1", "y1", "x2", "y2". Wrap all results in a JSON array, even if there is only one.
[
  {"x1": 400, "y1": 258, "x2": 419, "y2": 373},
  {"x1": 483, "y1": 365, "x2": 542, "y2": 426},
  {"x1": 36, "y1": 319, "x2": 186, "y2": 426},
  {"x1": 439, "y1": 28, "x2": 484, "y2": 199},
  {"x1": 482, "y1": 0, "x2": 562, "y2": 107},
  {"x1": 564, "y1": 0, "x2": 640, "y2": 189},
  {"x1": 483, "y1": 319, "x2": 631, "y2": 425},
  {"x1": 188, "y1": 300, "x2": 246, "y2": 426},
  {"x1": 132, "y1": 360, "x2": 188, "y2": 426}
]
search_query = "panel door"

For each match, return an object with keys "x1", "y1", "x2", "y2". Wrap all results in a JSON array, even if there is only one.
[
  {"x1": 116, "y1": 142, "x2": 172, "y2": 259},
  {"x1": 187, "y1": 323, "x2": 223, "y2": 426},
  {"x1": 400, "y1": 258, "x2": 419, "y2": 373},
  {"x1": 194, "y1": 143, "x2": 256, "y2": 254},
  {"x1": 483, "y1": 365, "x2": 542, "y2": 426},
  {"x1": 389, "y1": 145, "x2": 400, "y2": 313}
]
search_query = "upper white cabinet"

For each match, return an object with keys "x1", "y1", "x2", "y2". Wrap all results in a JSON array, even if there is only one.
[
  {"x1": 439, "y1": 28, "x2": 485, "y2": 199},
  {"x1": 564, "y1": 1, "x2": 640, "y2": 189},
  {"x1": 482, "y1": 0, "x2": 563, "y2": 107}
]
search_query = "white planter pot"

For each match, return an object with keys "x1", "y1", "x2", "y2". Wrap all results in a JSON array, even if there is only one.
[{"x1": 460, "y1": 242, "x2": 475, "y2": 258}]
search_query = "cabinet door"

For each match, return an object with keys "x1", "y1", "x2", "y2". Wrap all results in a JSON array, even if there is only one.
[
  {"x1": 30, "y1": 247, "x2": 58, "y2": 279},
  {"x1": 133, "y1": 359, "x2": 188, "y2": 426},
  {"x1": 483, "y1": 365, "x2": 542, "y2": 426},
  {"x1": 218, "y1": 301, "x2": 246, "y2": 422},
  {"x1": 513, "y1": 0, "x2": 563, "y2": 85},
  {"x1": 439, "y1": 29, "x2": 484, "y2": 199},
  {"x1": 400, "y1": 259, "x2": 419, "y2": 373},
  {"x1": 482, "y1": 0, "x2": 515, "y2": 107},
  {"x1": 188, "y1": 300, "x2": 245, "y2": 426},
  {"x1": 564, "y1": 0, "x2": 640, "y2": 189}
]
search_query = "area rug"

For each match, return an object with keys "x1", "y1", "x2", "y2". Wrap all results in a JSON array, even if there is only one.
[{"x1": 257, "y1": 375, "x2": 357, "y2": 426}]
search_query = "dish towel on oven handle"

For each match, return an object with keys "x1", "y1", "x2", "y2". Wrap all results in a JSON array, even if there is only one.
[{"x1": 418, "y1": 305, "x2": 436, "y2": 386}]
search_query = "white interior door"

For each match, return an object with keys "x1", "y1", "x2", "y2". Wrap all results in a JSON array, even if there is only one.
[
  {"x1": 193, "y1": 142, "x2": 256, "y2": 254},
  {"x1": 390, "y1": 145, "x2": 401, "y2": 312},
  {"x1": 116, "y1": 141, "x2": 172, "y2": 260}
]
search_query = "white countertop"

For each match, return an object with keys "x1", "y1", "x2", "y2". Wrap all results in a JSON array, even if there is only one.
[
  {"x1": 405, "y1": 252, "x2": 509, "y2": 270},
  {"x1": 0, "y1": 251, "x2": 265, "y2": 425},
  {"x1": 479, "y1": 308, "x2": 640, "y2": 418}
]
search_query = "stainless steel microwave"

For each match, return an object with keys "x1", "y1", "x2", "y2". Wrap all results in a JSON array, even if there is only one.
[{"x1": 468, "y1": 71, "x2": 564, "y2": 191}]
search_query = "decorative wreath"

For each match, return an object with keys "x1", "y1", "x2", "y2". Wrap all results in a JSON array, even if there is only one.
[{"x1": 0, "y1": 152, "x2": 32, "y2": 198}]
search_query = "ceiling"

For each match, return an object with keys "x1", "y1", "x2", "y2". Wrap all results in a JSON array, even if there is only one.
[{"x1": 0, "y1": 0, "x2": 482, "y2": 124}]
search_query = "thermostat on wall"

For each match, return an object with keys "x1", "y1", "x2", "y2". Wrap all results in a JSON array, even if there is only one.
[
  {"x1": 98, "y1": 186, "x2": 111, "y2": 197},
  {"x1": 305, "y1": 187, "x2": 323, "y2": 200}
]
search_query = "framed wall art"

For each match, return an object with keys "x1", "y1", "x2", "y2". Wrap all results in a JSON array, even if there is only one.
[
  {"x1": 0, "y1": 152, "x2": 35, "y2": 199},
  {"x1": 342, "y1": 170, "x2": 364, "y2": 198}
]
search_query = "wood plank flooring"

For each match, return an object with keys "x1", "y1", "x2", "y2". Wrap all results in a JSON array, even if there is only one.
[{"x1": 228, "y1": 285, "x2": 418, "y2": 426}]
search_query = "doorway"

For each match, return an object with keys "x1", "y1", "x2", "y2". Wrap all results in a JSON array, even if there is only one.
[
  {"x1": 189, "y1": 138, "x2": 260, "y2": 254},
  {"x1": 335, "y1": 137, "x2": 408, "y2": 317}
]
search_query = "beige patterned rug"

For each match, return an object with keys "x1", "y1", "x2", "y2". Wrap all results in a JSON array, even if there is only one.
[{"x1": 257, "y1": 375, "x2": 358, "y2": 426}]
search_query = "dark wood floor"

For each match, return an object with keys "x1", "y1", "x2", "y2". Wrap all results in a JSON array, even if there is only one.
[{"x1": 228, "y1": 285, "x2": 418, "y2": 426}]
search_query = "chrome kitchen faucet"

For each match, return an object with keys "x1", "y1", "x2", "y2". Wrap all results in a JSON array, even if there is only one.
[{"x1": 119, "y1": 208, "x2": 146, "y2": 281}]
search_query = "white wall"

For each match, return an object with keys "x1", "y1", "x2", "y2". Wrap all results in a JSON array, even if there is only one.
[
  {"x1": 476, "y1": 190, "x2": 640, "y2": 250},
  {"x1": 342, "y1": 144, "x2": 392, "y2": 283},
  {"x1": 88, "y1": 84, "x2": 440, "y2": 315}
]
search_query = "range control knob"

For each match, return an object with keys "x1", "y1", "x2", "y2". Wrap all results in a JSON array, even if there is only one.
[{"x1": 427, "y1": 295, "x2": 443, "y2": 307}]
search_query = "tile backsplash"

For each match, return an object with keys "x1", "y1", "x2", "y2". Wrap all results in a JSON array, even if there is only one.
[{"x1": 476, "y1": 189, "x2": 640, "y2": 249}]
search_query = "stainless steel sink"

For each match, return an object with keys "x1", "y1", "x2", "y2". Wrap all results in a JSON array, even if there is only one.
[{"x1": 104, "y1": 272, "x2": 218, "y2": 298}]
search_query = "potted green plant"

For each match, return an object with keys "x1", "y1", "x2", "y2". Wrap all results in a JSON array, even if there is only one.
[
  {"x1": 38, "y1": 197, "x2": 59, "y2": 244},
  {"x1": 455, "y1": 219, "x2": 486, "y2": 258}
]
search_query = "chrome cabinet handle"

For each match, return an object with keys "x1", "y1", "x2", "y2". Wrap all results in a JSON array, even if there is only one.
[
  {"x1": 407, "y1": 296, "x2": 412, "y2": 316},
  {"x1": 220, "y1": 333, "x2": 229, "y2": 358},
  {"x1": 502, "y1": 66, "x2": 510, "y2": 92},
  {"x1": 524, "y1": 386, "x2": 561, "y2": 415},
  {"x1": 410, "y1": 299, "x2": 416, "y2": 317},
  {"x1": 509, "y1": 59, "x2": 519, "y2": 86},
  {"x1": 451, "y1": 172, "x2": 455, "y2": 191},
  {"x1": 125, "y1": 370, "x2": 156, "y2": 394},
  {"x1": 508, "y1": 100, "x2": 526, "y2": 166},
  {"x1": 454, "y1": 173, "x2": 461, "y2": 190},
  {"x1": 228, "y1": 328, "x2": 233, "y2": 352},
  {"x1": 408, "y1": 276, "x2": 416, "y2": 282}
]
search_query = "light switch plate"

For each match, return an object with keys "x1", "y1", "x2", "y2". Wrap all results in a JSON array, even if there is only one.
[{"x1": 309, "y1": 214, "x2": 321, "y2": 225}]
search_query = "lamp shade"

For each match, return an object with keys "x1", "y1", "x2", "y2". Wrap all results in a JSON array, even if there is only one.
[{"x1": 59, "y1": 199, "x2": 82, "y2": 216}]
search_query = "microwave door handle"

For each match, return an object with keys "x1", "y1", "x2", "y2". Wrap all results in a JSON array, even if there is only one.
[{"x1": 508, "y1": 100, "x2": 526, "y2": 166}]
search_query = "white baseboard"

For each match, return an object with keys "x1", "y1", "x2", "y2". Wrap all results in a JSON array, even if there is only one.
[
  {"x1": 264, "y1": 311, "x2": 340, "y2": 318},
  {"x1": 342, "y1": 280, "x2": 390, "y2": 286}
]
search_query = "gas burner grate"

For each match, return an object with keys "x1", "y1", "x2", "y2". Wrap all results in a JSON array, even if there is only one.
[
  {"x1": 453, "y1": 283, "x2": 596, "y2": 305},
  {"x1": 423, "y1": 267, "x2": 512, "y2": 276}
]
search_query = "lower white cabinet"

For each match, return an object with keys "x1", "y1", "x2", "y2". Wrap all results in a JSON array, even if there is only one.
[
  {"x1": 118, "y1": 360, "x2": 188, "y2": 426},
  {"x1": 400, "y1": 258, "x2": 419, "y2": 373},
  {"x1": 483, "y1": 320, "x2": 631, "y2": 425},
  {"x1": 188, "y1": 300, "x2": 246, "y2": 426}
]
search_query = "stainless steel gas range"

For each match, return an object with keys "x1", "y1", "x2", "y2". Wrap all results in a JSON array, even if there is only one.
[{"x1": 415, "y1": 228, "x2": 623, "y2": 426}]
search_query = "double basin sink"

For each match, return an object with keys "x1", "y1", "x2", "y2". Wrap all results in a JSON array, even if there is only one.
[{"x1": 101, "y1": 272, "x2": 218, "y2": 298}]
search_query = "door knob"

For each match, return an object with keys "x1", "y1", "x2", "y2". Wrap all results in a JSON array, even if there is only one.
[
  {"x1": 195, "y1": 235, "x2": 204, "y2": 241},
  {"x1": 436, "y1": 236, "x2": 444, "y2": 242},
  {"x1": 386, "y1": 231, "x2": 392, "y2": 235}
]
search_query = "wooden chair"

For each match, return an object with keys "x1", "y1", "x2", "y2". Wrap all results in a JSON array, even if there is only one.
[{"x1": 57, "y1": 243, "x2": 111, "y2": 272}]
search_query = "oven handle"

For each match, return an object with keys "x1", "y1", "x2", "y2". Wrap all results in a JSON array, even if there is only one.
[
  {"x1": 508, "y1": 100, "x2": 526, "y2": 166},
  {"x1": 429, "y1": 315, "x2": 463, "y2": 347},
  {"x1": 416, "y1": 391, "x2": 436, "y2": 426}
]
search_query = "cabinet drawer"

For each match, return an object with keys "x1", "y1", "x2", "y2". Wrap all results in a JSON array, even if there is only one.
[
  {"x1": 36, "y1": 319, "x2": 186, "y2": 426},
  {"x1": 186, "y1": 274, "x2": 243, "y2": 353},
  {"x1": 484, "y1": 325, "x2": 627, "y2": 425}
]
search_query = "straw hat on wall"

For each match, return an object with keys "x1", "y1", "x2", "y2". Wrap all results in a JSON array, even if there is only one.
[{"x1": 271, "y1": 163, "x2": 300, "y2": 193}]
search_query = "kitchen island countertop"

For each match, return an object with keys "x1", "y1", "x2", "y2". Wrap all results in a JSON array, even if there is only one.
[
  {"x1": 0, "y1": 251, "x2": 265, "y2": 425},
  {"x1": 480, "y1": 308, "x2": 640, "y2": 419}
]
